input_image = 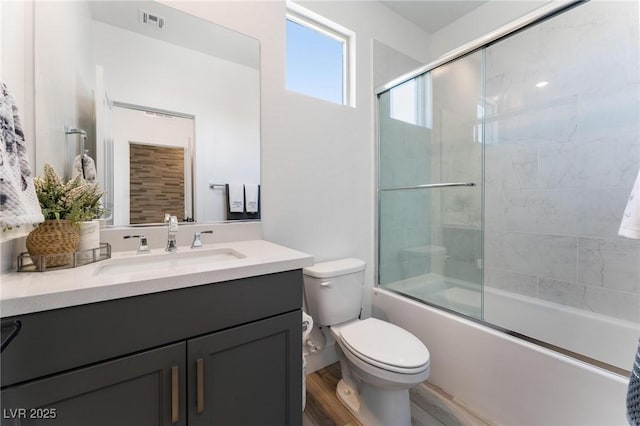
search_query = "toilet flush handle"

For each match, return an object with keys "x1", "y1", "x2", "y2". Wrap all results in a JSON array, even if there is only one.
[{"x1": 320, "y1": 281, "x2": 333, "y2": 288}]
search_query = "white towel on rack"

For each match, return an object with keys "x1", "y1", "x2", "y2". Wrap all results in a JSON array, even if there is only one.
[
  {"x1": 619, "y1": 170, "x2": 640, "y2": 239},
  {"x1": 0, "y1": 82, "x2": 44, "y2": 230},
  {"x1": 245, "y1": 184, "x2": 259, "y2": 213},
  {"x1": 228, "y1": 183, "x2": 244, "y2": 212}
]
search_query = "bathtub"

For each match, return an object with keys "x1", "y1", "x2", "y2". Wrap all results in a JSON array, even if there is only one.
[
  {"x1": 372, "y1": 285, "x2": 629, "y2": 425},
  {"x1": 382, "y1": 273, "x2": 639, "y2": 370},
  {"x1": 484, "y1": 286, "x2": 639, "y2": 370}
]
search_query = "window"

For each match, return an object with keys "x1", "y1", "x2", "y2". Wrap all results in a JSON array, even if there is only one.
[
  {"x1": 389, "y1": 74, "x2": 432, "y2": 128},
  {"x1": 286, "y1": 2, "x2": 354, "y2": 106}
]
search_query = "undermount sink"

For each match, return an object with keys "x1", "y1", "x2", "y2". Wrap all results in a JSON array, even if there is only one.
[{"x1": 93, "y1": 248, "x2": 246, "y2": 276}]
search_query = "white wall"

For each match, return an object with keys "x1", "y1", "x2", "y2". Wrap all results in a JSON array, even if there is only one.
[
  {"x1": 162, "y1": 0, "x2": 432, "y2": 317},
  {"x1": 34, "y1": 1, "x2": 95, "y2": 179},
  {"x1": 1, "y1": 1, "x2": 35, "y2": 169},
  {"x1": 429, "y1": 0, "x2": 549, "y2": 60}
]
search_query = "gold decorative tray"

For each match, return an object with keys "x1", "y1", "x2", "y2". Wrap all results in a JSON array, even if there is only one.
[{"x1": 17, "y1": 243, "x2": 112, "y2": 272}]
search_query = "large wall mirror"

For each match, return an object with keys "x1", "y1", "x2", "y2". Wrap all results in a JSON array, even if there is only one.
[{"x1": 34, "y1": 1, "x2": 260, "y2": 226}]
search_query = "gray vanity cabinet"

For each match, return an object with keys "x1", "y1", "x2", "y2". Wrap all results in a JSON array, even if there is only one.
[
  {"x1": 1, "y1": 270, "x2": 303, "y2": 426},
  {"x1": 188, "y1": 311, "x2": 301, "y2": 426},
  {"x1": 1, "y1": 343, "x2": 187, "y2": 426}
]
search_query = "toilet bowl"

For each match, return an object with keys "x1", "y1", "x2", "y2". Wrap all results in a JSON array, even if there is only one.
[{"x1": 303, "y1": 258, "x2": 430, "y2": 426}]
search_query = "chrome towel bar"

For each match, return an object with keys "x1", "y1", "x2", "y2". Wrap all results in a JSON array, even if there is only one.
[{"x1": 380, "y1": 182, "x2": 475, "y2": 191}]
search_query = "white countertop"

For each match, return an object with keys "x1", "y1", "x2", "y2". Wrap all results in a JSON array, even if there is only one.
[{"x1": 1, "y1": 240, "x2": 313, "y2": 317}]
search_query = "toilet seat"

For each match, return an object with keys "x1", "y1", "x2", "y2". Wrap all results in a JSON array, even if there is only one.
[{"x1": 337, "y1": 318, "x2": 430, "y2": 374}]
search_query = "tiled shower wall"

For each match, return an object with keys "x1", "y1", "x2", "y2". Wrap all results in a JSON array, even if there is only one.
[
  {"x1": 378, "y1": 97, "x2": 433, "y2": 284},
  {"x1": 375, "y1": 41, "x2": 433, "y2": 285},
  {"x1": 378, "y1": 54, "x2": 484, "y2": 293},
  {"x1": 483, "y1": 1, "x2": 640, "y2": 323}
]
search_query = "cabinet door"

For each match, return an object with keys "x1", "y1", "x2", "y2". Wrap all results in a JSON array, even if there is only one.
[
  {"x1": 1, "y1": 342, "x2": 186, "y2": 426},
  {"x1": 188, "y1": 310, "x2": 302, "y2": 426}
]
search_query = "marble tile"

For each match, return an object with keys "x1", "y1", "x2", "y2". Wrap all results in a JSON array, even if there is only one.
[
  {"x1": 577, "y1": 89, "x2": 640, "y2": 141},
  {"x1": 500, "y1": 145, "x2": 538, "y2": 191},
  {"x1": 486, "y1": 2, "x2": 638, "y2": 101},
  {"x1": 583, "y1": 286, "x2": 640, "y2": 323},
  {"x1": 377, "y1": 0, "x2": 640, "y2": 334},
  {"x1": 498, "y1": 189, "x2": 555, "y2": 234},
  {"x1": 489, "y1": 98, "x2": 579, "y2": 146},
  {"x1": 440, "y1": 184, "x2": 482, "y2": 229},
  {"x1": 379, "y1": 260, "x2": 403, "y2": 286},
  {"x1": 502, "y1": 188, "x2": 630, "y2": 238},
  {"x1": 485, "y1": 231, "x2": 578, "y2": 283},
  {"x1": 577, "y1": 237, "x2": 640, "y2": 293},
  {"x1": 576, "y1": 189, "x2": 634, "y2": 238},
  {"x1": 442, "y1": 226, "x2": 481, "y2": 263},
  {"x1": 484, "y1": 267, "x2": 538, "y2": 298},
  {"x1": 538, "y1": 278, "x2": 587, "y2": 311},
  {"x1": 538, "y1": 136, "x2": 639, "y2": 190},
  {"x1": 379, "y1": 118, "x2": 433, "y2": 189},
  {"x1": 405, "y1": 258, "x2": 431, "y2": 280},
  {"x1": 379, "y1": 225, "x2": 404, "y2": 259},
  {"x1": 445, "y1": 258, "x2": 481, "y2": 286}
]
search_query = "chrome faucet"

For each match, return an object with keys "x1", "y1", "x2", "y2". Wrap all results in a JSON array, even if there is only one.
[
  {"x1": 164, "y1": 214, "x2": 179, "y2": 252},
  {"x1": 123, "y1": 235, "x2": 150, "y2": 254},
  {"x1": 191, "y1": 230, "x2": 213, "y2": 249}
]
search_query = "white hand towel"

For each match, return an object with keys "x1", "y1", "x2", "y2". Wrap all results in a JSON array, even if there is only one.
[
  {"x1": 228, "y1": 183, "x2": 245, "y2": 213},
  {"x1": 0, "y1": 82, "x2": 44, "y2": 230},
  {"x1": 619, "y1": 170, "x2": 640, "y2": 239},
  {"x1": 245, "y1": 184, "x2": 259, "y2": 213}
]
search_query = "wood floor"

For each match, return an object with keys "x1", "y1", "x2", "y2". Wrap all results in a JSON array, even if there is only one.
[{"x1": 303, "y1": 363, "x2": 492, "y2": 426}]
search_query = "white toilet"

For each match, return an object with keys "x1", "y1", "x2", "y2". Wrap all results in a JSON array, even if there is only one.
[{"x1": 303, "y1": 258, "x2": 430, "y2": 426}]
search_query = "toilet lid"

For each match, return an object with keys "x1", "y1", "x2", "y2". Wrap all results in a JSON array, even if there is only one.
[{"x1": 339, "y1": 318, "x2": 429, "y2": 372}]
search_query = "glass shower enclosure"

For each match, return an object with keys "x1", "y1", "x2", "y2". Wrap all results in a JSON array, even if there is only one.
[
  {"x1": 377, "y1": 0, "x2": 640, "y2": 371},
  {"x1": 378, "y1": 52, "x2": 484, "y2": 319}
]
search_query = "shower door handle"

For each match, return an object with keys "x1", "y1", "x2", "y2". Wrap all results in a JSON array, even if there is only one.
[{"x1": 380, "y1": 182, "x2": 475, "y2": 191}]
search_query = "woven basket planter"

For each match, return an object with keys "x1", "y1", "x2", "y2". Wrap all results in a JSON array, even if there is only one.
[{"x1": 26, "y1": 220, "x2": 80, "y2": 268}]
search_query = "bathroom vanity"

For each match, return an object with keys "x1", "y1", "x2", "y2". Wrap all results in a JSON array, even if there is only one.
[{"x1": 0, "y1": 240, "x2": 312, "y2": 425}]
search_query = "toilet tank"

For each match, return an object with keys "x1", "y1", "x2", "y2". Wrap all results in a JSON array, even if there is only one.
[{"x1": 303, "y1": 258, "x2": 366, "y2": 326}]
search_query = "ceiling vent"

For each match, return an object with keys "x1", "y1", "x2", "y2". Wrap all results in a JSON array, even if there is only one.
[{"x1": 138, "y1": 9, "x2": 165, "y2": 29}]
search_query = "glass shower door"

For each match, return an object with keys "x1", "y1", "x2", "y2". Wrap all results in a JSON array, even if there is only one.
[{"x1": 378, "y1": 51, "x2": 484, "y2": 319}]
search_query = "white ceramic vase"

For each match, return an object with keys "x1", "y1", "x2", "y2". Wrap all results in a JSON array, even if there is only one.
[{"x1": 77, "y1": 220, "x2": 100, "y2": 259}]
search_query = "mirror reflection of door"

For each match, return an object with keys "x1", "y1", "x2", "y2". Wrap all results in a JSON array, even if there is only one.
[
  {"x1": 129, "y1": 143, "x2": 184, "y2": 224},
  {"x1": 112, "y1": 105, "x2": 195, "y2": 225}
]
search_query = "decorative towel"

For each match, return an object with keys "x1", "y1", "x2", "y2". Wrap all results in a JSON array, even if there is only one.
[
  {"x1": 628, "y1": 339, "x2": 640, "y2": 425},
  {"x1": 619, "y1": 170, "x2": 640, "y2": 239},
  {"x1": 623, "y1": 170, "x2": 640, "y2": 423},
  {"x1": 72, "y1": 153, "x2": 97, "y2": 183},
  {"x1": 228, "y1": 183, "x2": 244, "y2": 213},
  {"x1": 245, "y1": 184, "x2": 259, "y2": 213},
  {"x1": 0, "y1": 82, "x2": 44, "y2": 230}
]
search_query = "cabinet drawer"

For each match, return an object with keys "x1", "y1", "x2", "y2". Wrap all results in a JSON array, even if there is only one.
[{"x1": 1, "y1": 270, "x2": 302, "y2": 387}]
